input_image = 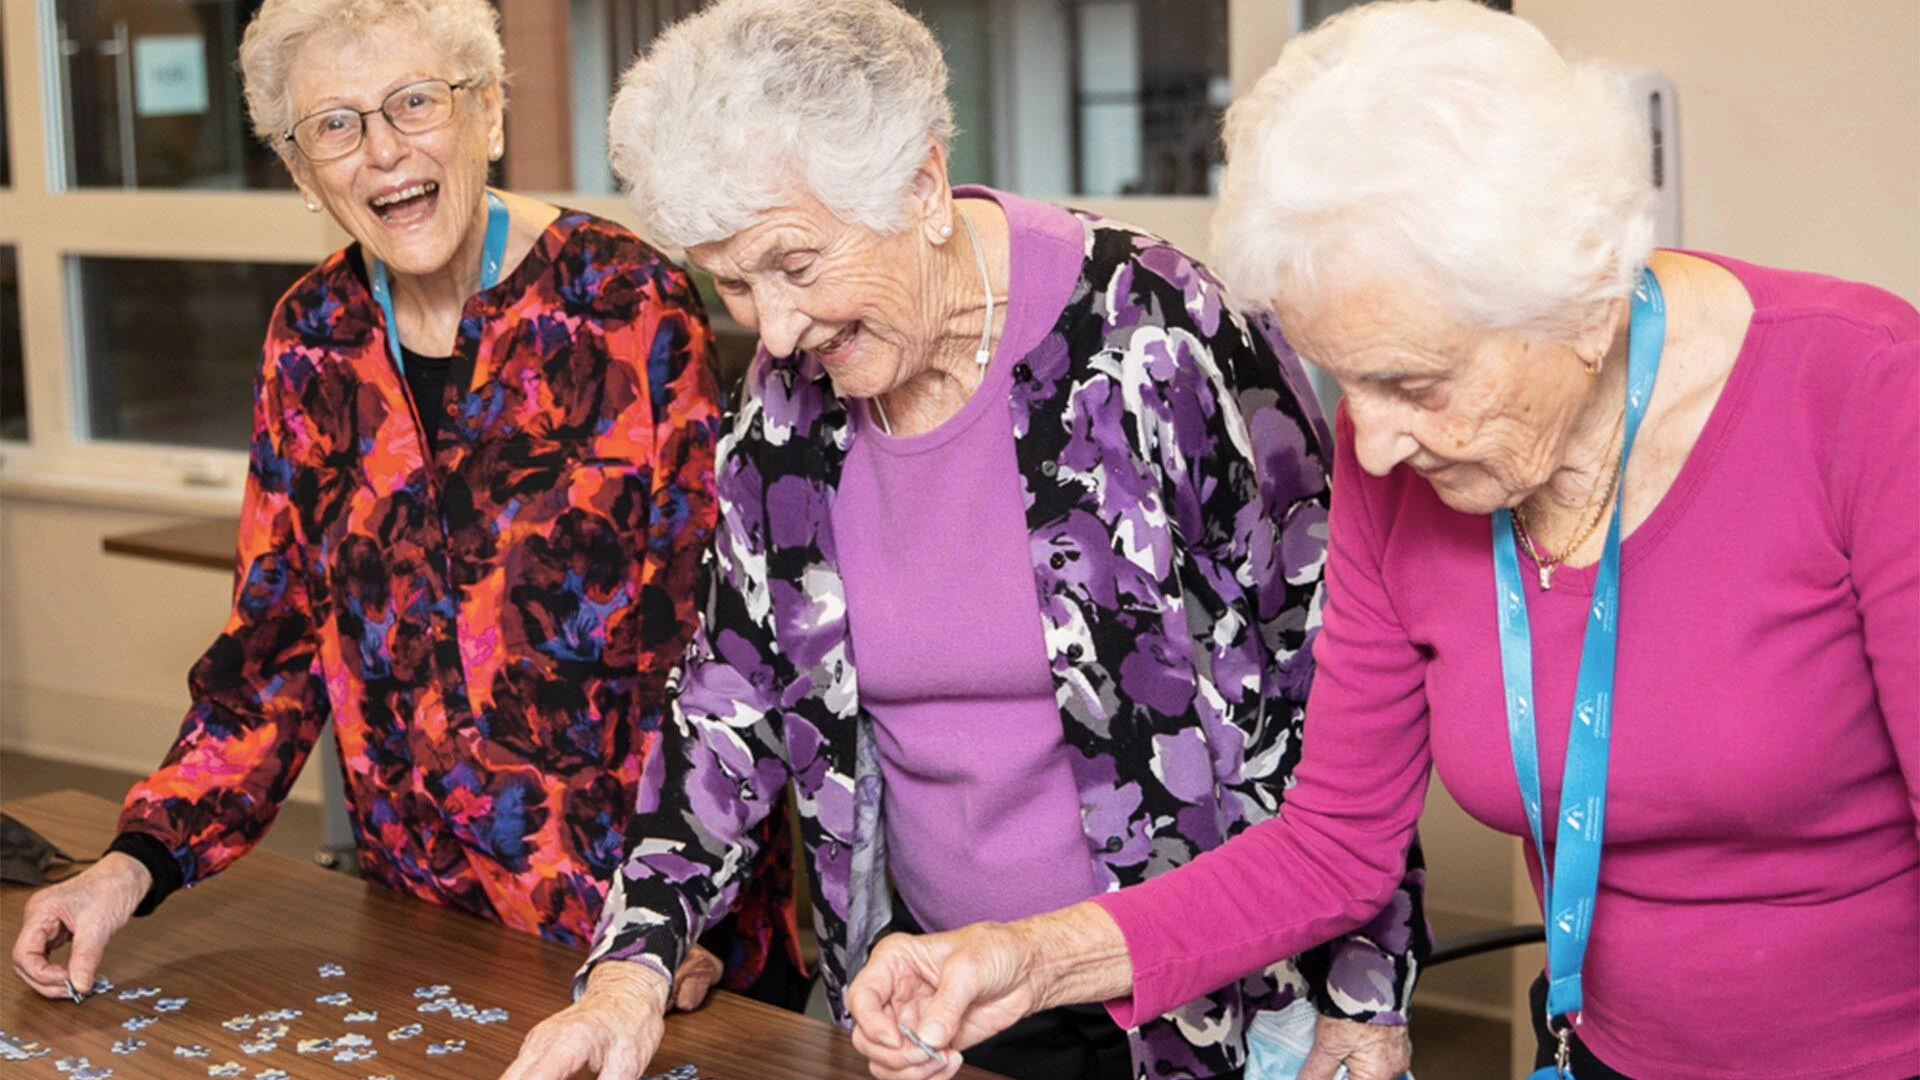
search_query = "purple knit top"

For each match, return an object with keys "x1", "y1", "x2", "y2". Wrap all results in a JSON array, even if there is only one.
[{"x1": 833, "y1": 186, "x2": 1100, "y2": 931}]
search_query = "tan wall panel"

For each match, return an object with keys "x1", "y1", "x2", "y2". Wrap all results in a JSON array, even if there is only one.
[
  {"x1": 1521, "y1": 0, "x2": 1920, "y2": 304},
  {"x1": 0, "y1": 496, "x2": 324, "y2": 805},
  {"x1": 501, "y1": 0, "x2": 575, "y2": 192}
]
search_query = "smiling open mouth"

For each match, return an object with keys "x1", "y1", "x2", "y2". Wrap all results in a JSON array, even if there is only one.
[
  {"x1": 815, "y1": 321, "x2": 860, "y2": 357},
  {"x1": 368, "y1": 181, "x2": 439, "y2": 222}
]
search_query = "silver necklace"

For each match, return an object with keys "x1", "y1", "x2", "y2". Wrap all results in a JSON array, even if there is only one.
[{"x1": 871, "y1": 207, "x2": 996, "y2": 436}]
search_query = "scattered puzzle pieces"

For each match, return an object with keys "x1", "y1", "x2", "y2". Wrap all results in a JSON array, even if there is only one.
[
  {"x1": 154, "y1": 997, "x2": 189, "y2": 1013},
  {"x1": 425, "y1": 1038, "x2": 467, "y2": 1056},
  {"x1": 207, "y1": 1062, "x2": 245, "y2": 1078},
  {"x1": 109, "y1": 1038, "x2": 146, "y2": 1055},
  {"x1": 412, "y1": 984, "x2": 451, "y2": 999},
  {"x1": 344, "y1": 1009, "x2": 378, "y2": 1023},
  {"x1": 174, "y1": 1044, "x2": 211, "y2": 1059},
  {"x1": 387, "y1": 1023, "x2": 423, "y2": 1041},
  {"x1": 316, "y1": 991, "x2": 353, "y2": 1007},
  {"x1": 0, "y1": 1031, "x2": 53, "y2": 1061},
  {"x1": 121, "y1": 1017, "x2": 156, "y2": 1032},
  {"x1": 318, "y1": 962, "x2": 346, "y2": 978}
]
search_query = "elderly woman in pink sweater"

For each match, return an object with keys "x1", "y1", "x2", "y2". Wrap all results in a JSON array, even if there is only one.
[{"x1": 847, "y1": 4, "x2": 1920, "y2": 1080}]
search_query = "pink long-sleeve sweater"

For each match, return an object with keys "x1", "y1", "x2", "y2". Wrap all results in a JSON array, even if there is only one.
[{"x1": 1095, "y1": 253, "x2": 1920, "y2": 1079}]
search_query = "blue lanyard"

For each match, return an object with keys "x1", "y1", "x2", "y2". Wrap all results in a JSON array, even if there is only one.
[
  {"x1": 369, "y1": 189, "x2": 510, "y2": 374},
  {"x1": 1500, "y1": 269, "x2": 1663, "y2": 1079}
]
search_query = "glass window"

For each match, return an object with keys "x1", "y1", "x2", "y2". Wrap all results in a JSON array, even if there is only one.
[
  {"x1": 53, "y1": 0, "x2": 289, "y2": 189},
  {"x1": 0, "y1": 248, "x2": 24, "y2": 441},
  {"x1": 74, "y1": 256, "x2": 304, "y2": 449},
  {"x1": 1300, "y1": 0, "x2": 1509, "y2": 32},
  {"x1": 551, "y1": 0, "x2": 1228, "y2": 198}
]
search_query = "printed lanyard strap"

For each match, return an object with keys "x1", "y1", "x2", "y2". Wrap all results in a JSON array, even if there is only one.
[
  {"x1": 369, "y1": 189, "x2": 510, "y2": 373},
  {"x1": 1496, "y1": 268, "x2": 1664, "y2": 1077}
]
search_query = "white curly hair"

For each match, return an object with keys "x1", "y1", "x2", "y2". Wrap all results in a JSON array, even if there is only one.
[
  {"x1": 1213, "y1": 0, "x2": 1655, "y2": 338},
  {"x1": 607, "y1": 0, "x2": 958, "y2": 249},
  {"x1": 238, "y1": 0, "x2": 506, "y2": 149}
]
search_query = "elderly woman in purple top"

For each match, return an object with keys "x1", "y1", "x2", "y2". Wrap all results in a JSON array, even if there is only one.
[{"x1": 503, "y1": 2, "x2": 1426, "y2": 1079}]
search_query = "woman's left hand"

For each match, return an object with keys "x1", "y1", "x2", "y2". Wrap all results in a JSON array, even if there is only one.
[
  {"x1": 1300, "y1": 1015, "x2": 1412, "y2": 1080},
  {"x1": 669, "y1": 944, "x2": 724, "y2": 1012}
]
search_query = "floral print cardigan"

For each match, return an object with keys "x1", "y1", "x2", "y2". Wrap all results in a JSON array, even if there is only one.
[
  {"x1": 586, "y1": 214, "x2": 1428, "y2": 1075},
  {"x1": 114, "y1": 210, "x2": 796, "y2": 985}
]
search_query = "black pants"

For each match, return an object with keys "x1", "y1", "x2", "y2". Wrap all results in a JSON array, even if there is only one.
[
  {"x1": 884, "y1": 902, "x2": 1135, "y2": 1080},
  {"x1": 1527, "y1": 974, "x2": 1632, "y2": 1079},
  {"x1": 699, "y1": 913, "x2": 815, "y2": 1014},
  {"x1": 1529, "y1": 974, "x2": 1920, "y2": 1080}
]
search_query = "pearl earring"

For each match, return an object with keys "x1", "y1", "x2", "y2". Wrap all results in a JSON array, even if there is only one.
[
  {"x1": 304, "y1": 200, "x2": 320, "y2": 213},
  {"x1": 939, "y1": 224, "x2": 953, "y2": 239}
]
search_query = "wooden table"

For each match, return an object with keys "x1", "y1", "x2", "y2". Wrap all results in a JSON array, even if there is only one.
[
  {"x1": 1, "y1": 791, "x2": 1001, "y2": 1078},
  {"x1": 100, "y1": 519, "x2": 240, "y2": 573}
]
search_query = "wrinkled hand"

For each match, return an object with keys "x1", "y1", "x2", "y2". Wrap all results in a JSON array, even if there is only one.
[
  {"x1": 669, "y1": 944, "x2": 723, "y2": 1013},
  {"x1": 1299, "y1": 1015, "x2": 1413, "y2": 1080},
  {"x1": 847, "y1": 923, "x2": 1045, "y2": 1080},
  {"x1": 500, "y1": 960, "x2": 672, "y2": 1080},
  {"x1": 10, "y1": 852, "x2": 149, "y2": 999}
]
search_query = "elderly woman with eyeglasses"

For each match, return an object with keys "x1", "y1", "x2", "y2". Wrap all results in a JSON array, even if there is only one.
[
  {"x1": 502, "y1": 3, "x2": 1429, "y2": 1080},
  {"x1": 9, "y1": 0, "x2": 801, "y2": 1014}
]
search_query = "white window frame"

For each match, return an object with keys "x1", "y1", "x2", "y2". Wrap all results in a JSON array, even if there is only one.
[{"x1": 0, "y1": 0, "x2": 1297, "y2": 514}]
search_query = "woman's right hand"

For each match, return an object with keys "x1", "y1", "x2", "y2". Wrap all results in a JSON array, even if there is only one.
[
  {"x1": 500, "y1": 959, "x2": 673, "y2": 1080},
  {"x1": 10, "y1": 852, "x2": 150, "y2": 999}
]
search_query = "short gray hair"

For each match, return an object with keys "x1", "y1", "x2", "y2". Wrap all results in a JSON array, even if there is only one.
[
  {"x1": 238, "y1": 0, "x2": 507, "y2": 147},
  {"x1": 1214, "y1": 0, "x2": 1654, "y2": 338},
  {"x1": 608, "y1": 0, "x2": 957, "y2": 249}
]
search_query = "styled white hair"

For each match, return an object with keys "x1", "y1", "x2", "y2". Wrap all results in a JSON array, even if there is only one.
[
  {"x1": 238, "y1": 0, "x2": 506, "y2": 148},
  {"x1": 608, "y1": 0, "x2": 957, "y2": 249},
  {"x1": 1214, "y1": 0, "x2": 1654, "y2": 338}
]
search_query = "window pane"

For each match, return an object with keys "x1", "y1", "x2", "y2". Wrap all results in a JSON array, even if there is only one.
[
  {"x1": 546, "y1": 0, "x2": 1227, "y2": 198},
  {"x1": 0, "y1": 248, "x2": 24, "y2": 440},
  {"x1": 1301, "y1": 0, "x2": 1509, "y2": 31},
  {"x1": 54, "y1": 0, "x2": 290, "y2": 189},
  {"x1": 76, "y1": 256, "x2": 304, "y2": 448}
]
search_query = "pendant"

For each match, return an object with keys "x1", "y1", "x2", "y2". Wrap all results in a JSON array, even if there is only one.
[{"x1": 1539, "y1": 565, "x2": 1555, "y2": 591}]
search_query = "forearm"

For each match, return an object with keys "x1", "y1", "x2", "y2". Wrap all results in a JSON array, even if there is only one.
[
  {"x1": 582, "y1": 955, "x2": 672, "y2": 1014},
  {"x1": 1012, "y1": 902, "x2": 1135, "y2": 1011},
  {"x1": 1091, "y1": 791, "x2": 1421, "y2": 1025}
]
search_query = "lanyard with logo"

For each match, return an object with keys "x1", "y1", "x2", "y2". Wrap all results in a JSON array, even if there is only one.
[
  {"x1": 369, "y1": 189, "x2": 510, "y2": 374},
  {"x1": 1496, "y1": 268, "x2": 1663, "y2": 1080}
]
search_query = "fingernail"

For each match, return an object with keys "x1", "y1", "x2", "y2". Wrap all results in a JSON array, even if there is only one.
[{"x1": 898, "y1": 1022, "x2": 944, "y2": 1066}]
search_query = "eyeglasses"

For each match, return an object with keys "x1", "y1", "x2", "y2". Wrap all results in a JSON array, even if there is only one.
[{"x1": 285, "y1": 79, "x2": 468, "y2": 163}]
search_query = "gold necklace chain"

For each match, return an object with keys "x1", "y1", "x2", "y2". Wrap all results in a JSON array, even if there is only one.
[{"x1": 1512, "y1": 420, "x2": 1625, "y2": 590}]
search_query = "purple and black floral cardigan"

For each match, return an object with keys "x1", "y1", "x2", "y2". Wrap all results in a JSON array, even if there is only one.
[{"x1": 585, "y1": 213, "x2": 1429, "y2": 1076}]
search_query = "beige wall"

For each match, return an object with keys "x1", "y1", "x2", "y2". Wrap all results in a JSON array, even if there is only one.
[
  {"x1": 0, "y1": 494, "x2": 323, "y2": 806},
  {"x1": 1520, "y1": 0, "x2": 1920, "y2": 304}
]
